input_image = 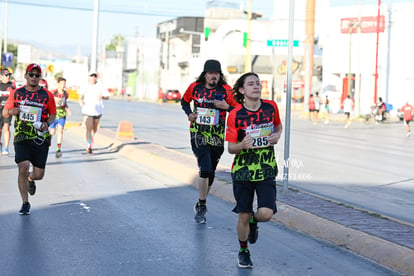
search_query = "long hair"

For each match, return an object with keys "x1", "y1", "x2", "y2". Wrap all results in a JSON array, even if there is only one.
[
  {"x1": 232, "y1": 72, "x2": 259, "y2": 104},
  {"x1": 195, "y1": 71, "x2": 227, "y2": 86}
]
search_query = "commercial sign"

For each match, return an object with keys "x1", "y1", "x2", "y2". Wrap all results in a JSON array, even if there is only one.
[
  {"x1": 267, "y1": 39, "x2": 299, "y2": 47},
  {"x1": 284, "y1": 80, "x2": 305, "y2": 89},
  {"x1": 341, "y1": 16, "x2": 385, "y2": 34}
]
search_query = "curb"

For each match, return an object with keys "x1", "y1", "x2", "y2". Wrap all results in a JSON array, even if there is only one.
[{"x1": 67, "y1": 125, "x2": 414, "y2": 275}]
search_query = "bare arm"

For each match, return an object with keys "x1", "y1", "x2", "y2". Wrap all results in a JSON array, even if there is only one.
[
  {"x1": 2, "y1": 107, "x2": 18, "y2": 118},
  {"x1": 228, "y1": 135, "x2": 253, "y2": 154}
]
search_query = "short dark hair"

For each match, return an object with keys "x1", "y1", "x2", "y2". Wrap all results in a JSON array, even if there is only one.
[{"x1": 57, "y1": 77, "x2": 66, "y2": 83}]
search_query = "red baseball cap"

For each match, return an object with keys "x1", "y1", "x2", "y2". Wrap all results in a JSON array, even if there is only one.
[{"x1": 26, "y1": 63, "x2": 42, "y2": 74}]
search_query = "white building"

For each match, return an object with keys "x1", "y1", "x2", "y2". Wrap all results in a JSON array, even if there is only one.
[{"x1": 320, "y1": 1, "x2": 414, "y2": 115}]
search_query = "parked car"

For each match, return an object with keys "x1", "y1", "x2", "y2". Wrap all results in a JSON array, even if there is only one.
[{"x1": 164, "y1": 89, "x2": 181, "y2": 102}]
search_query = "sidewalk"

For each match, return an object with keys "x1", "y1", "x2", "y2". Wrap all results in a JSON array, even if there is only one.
[{"x1": 67, "y1": 125, "x2": 414, "y2": 275}]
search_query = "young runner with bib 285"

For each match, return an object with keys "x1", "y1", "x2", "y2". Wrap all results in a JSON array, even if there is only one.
[{"x1": 226, "y1": 72, "x2": 283, "y2": 269}]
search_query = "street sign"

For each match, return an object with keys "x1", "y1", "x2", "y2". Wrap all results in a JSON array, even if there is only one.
[
  {"x1": 267, "y1": 39, "x2": 299, "y2": 47},
  {"x1": 1, "y1": 53, "x2": 13, "y2": 67}
]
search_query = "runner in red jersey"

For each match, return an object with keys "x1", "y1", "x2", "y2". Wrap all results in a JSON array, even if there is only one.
[
  {"x1": 0, "y1": 69, "x2": 15, "y2": 155},
  {"x1": 2, "y1": 63, "x2": 56, "y2": 215},
  {"x1": 181, "y1": 59, "x2": 239, "y2": 224},
  {"x1": 49, "y1": 77, "x2": 71, "y2": 157},
  {"x1": 226, "y1": 72, "x2": 283, "y2": 269},
  {"x1": 400, "y1": 102, "x2": 414, "y2": 136}
]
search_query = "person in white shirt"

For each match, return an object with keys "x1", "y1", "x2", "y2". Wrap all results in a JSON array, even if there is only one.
[
  {"x1": 343, "y1": 95, "x2": 354, "y2": 128},
  {"x1": 78, "y1": 71, "x2": 109, "y2": 153}
]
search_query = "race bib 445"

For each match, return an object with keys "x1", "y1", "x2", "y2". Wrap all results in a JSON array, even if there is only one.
[{"x1": 19, "y1": 105, "x2": 42, "y2": 122}]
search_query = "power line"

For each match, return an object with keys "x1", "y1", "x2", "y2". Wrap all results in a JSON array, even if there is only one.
[{"x1": 2, "y1": 0, "x2": 185, "y2": 17}]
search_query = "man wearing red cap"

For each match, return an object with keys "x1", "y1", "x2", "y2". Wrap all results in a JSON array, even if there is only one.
[
  {"x1": 181, "y1": 59, "x2": 239, "y2": 223},
  {"x1": 2, "y1": 63, "x2": 56, "y2": 215},
  {"x1": 0, "y1": 69, "x2": 15, "y2": 155}
]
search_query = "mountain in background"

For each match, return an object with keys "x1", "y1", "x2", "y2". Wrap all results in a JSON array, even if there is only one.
[{"x1": 9, "y1": 39, "x2": 90, "y2": 60}]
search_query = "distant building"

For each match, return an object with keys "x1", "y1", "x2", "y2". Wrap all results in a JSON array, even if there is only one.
[{"x1": 320, "y1": 1, "x2": 414, "y2": 114}]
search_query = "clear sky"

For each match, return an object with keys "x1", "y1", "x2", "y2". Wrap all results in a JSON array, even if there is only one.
[
  {"x1": 3, "y1": 0, "x2": 413, "y2": 56},
  {"x1": 1, "y1": 0, "x2": 274, "y2": 56}
]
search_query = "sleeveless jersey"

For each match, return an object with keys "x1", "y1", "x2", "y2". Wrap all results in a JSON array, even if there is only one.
[{"x1": 226, "y1": 99, "x2": 281, "y2": 182}]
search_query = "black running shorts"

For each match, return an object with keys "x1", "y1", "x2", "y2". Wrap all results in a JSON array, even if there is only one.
[
  {"x1": 14, "y1": 138, "x2": 51, "y2": 169},
  {"x1": 232, "y1": 178, "x2": 277, "y2": 214}
]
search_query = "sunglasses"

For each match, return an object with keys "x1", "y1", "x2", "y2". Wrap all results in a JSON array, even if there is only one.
[
  {"x1": 90, "y1": 74, "x2": 97, "y2": 77},
  {"x1": 28, "y1": 73, "x2": 41, "y2": 78}
]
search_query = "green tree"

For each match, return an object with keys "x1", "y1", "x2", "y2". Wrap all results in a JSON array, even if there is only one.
[{"x1": 106, "y1": 35, "x2": 125, "y2": 52}]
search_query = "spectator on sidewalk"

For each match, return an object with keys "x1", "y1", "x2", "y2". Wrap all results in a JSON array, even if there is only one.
[
  {"x1": 324, "y1": 95, "x2": 330, "y2": 124},
  {"x1": 308, "y1": 94, "x2": 315, "y2": 121},
  {"x1": 343, "y1": 95, "x2": 354, "y2": 128},
  {"x1": 313, "y1": 92, "x2": 321, "y2": 125}
]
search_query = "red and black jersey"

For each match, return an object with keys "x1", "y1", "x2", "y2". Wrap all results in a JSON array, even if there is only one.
[
  {"x1": 5, "y1": 86, "x2": 56, "y2": 142},
  {"x1": 0, "y1": 81, "x2": 15, "y2": 108},
  {"x1": 226, "y1": 99, "x2": 281, "y2": 182},
  {"x1": 182, "y1": 82, "x2": 238, "y2": 146},
  {"x1": 52, "y1": 90, "x2": 69, "y2": 119}
]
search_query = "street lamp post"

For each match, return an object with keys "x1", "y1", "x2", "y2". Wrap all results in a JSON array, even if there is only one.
[
  {"x1": 91, "y1": 0, "x2": 99, "y2": 72},
  {"x1": 0, "y1": 0, "x2": 9, "y2": 68},
  {"x1": 244, "y1": 0, "x2": 252, "y2": 73},
  {"x1": 373, "y1": 0, "x2": 381, "y2": 104},
  {"x1": 347, "y1": 22, "x2": 355, "y2": 99}
]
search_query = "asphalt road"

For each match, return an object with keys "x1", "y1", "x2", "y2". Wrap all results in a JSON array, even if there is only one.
[
  {"x1": 0, "y1": 126, "x2": 400, "y2": 275},
  {"x1": 69, "y1": 98, "x2": 414, "y2": 224}
]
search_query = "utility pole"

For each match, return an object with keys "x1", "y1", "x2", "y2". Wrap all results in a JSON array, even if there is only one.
[
  {"x1": 347, "y1": 22, "x2": 354, "y2": 99},
  {"x1": 0, "y1": 0, "x2": 9, "y2": 68},
  {"x1": 374, "y1": 0, "x2": 381, "y2": 104},
  {"x1": 244, "y1": 0, "x2": 252, "y2": 73},
  {"x1": 303, "y1": 0, "x2": 315, "y2": 108},
  {"x1": 91, "y1": 0, "x2": 99, "y2": 72}
]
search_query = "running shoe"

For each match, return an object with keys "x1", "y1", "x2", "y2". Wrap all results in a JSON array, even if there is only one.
[
  {"x1": 19, "y1": 202, "x2": 31, "y2": 215},
  {"x1": 248, "y1": 219, "x2": 259, "y2": 244},
  {"x1": 86, "y1": 148, "x2": 93, "y2": 154},
  {"x1": 238, "y1": 250, "x2": 253, "y2": 268},
  {"x1": 193, "y1": 202, "x2": 207, "y2": 224},
  {"x1": 28, "y1": 179, "x2": 36, "y2": 196},
  {"x1": 2, "y1": 148, "x2": 9, "y2": 155},
  {"x1": 55, "y1": 149, "x2": 62, "y2": 158}
]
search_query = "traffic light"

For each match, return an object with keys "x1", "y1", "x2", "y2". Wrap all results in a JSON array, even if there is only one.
[
  {"x1": 243, "y1": 32, "x2": 248, "y2": 47},
  {"x1": 316, "y1": 65, "x2": 322, "y2": 81},
  {"x1": 205, "y1": 27, "x2": 211, "y2": 41}
]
